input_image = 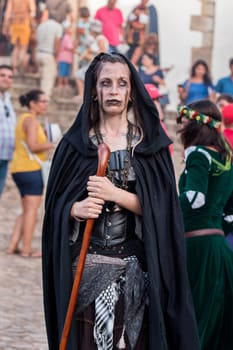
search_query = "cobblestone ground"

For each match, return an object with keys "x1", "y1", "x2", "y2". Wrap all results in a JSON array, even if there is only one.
[
  {"x1": 0, "y1": 152, "x2": 184, "y2": 350},
  {"x1": 0, "y1": 175, "x2": 47, "y2": 350}
]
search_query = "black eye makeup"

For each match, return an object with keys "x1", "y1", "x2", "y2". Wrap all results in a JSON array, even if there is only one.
[
  {"x1": 99, "y1": 78, "x2": 129, "y2": 88},
  {"x1": 100, "y1": 79, "x2": 110, "y2": 87}
]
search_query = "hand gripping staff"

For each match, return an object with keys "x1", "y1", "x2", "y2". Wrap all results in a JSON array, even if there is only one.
[{"x1": 59, "y1": 143, "x2": 111, "y2": 350}]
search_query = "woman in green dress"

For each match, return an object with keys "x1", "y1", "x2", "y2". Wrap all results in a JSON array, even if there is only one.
[{"x1": 177, "y1": 99, "x2": 233, "y2": 350}]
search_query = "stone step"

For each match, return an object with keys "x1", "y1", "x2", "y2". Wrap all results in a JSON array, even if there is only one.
[
  {"x1": 11, "y1": 83, "x2": 77, "y2": 101},
  {"x1": 11, "y1": 82, "x2": 82, "y2": 133},
  {"x1": 13, "y1": 103, "x2": 81, "y2": 134},
  {"x1": 13, "y1": 72, "x2": 40, "y2": 86},
  {"x1": 9, "y1": 68, "x2": 81, "y2": 138},
  {"x1": 12, "y1": 73, "x2": 78, "y2": 98}
]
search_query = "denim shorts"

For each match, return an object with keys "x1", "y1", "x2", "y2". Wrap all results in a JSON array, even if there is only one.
[
  {"x1": 58, "y1": 62, "x2": 71, "y2": 78},
  {"x1": 12, "y1": 170, "x2": 43, "y2": 197}
]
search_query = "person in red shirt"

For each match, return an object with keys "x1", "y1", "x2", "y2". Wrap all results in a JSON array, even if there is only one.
[
  {"x1": 222, "y1": 103, "x2": 233, "y2": 149},
  {"x1": 94, "y1": 0, "x2": 124, "y2": 52}
]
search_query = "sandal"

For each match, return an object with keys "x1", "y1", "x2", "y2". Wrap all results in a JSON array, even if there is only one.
[{"x1": 20, "y1": 250, "x2": 41, "y2": 258}]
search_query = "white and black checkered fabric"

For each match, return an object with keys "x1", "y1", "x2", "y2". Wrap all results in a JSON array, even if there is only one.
[
  {"x1": 93, "y1": 256, "x2": 138, "y2": 350},
  {"x1": 94, "y1": 281, "x2": 121, "y2": 350}
]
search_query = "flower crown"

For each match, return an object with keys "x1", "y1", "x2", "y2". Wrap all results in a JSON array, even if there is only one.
[{"x1": 177, "y1": 105, "x2": 221, "y2": 130}]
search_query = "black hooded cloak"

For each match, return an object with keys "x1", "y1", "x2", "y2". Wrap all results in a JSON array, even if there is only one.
[{"x1": 42, "y1": 53, "x2": 200, "y2": 350}]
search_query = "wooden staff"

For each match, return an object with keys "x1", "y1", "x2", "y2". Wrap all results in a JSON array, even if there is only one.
[{"x1": 59, "y1": 143, "x2": 110, "y2": 350}]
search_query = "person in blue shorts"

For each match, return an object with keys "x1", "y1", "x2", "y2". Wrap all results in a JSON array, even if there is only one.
[{"x1": 6, "y1": 90, "x2": 54, "y2": 257}]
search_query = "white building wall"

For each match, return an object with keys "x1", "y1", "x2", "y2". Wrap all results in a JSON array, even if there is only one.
[
  {"x1": 84, "y1": 0, "x2": 233, "y2": 107},
  {"x1": 213, "y1": 0, "x2": 233, "y2": 81}
]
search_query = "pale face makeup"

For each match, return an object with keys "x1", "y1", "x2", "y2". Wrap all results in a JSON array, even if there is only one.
[{"x1": 96, "y1": 62, "x2": 131, "y2": 118}]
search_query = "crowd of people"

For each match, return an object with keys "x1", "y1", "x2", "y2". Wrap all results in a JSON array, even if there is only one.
[
  {"x1": 1, "y1": 2, "x2": 233, "y2": 350},
  {"x1": 1, "y1": 0, "x2": 233, "y2": 105},
  {"x1": 178, "y1": 58, "x2": 233, "y2": 106},
  {"x1": 0, "y1": 0, "x2": 164, "y2": 100}
]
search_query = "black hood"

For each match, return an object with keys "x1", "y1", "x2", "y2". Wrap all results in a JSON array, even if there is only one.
[{"x1": 64, "y1": 52, "x2": 171, "y2": 156}]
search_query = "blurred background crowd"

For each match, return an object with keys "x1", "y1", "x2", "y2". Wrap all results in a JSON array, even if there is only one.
[
  {"x1": 0, "y1": 0, "x2": 232, "y2": 106},
  {"x1": 1, "y1": 0, "x2": 233, "y2": 254}
]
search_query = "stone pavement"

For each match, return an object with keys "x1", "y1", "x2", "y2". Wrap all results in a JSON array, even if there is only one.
[
  {"x1": 0, "y1": 175, "x2": 47, "y2": 350},
  {"x1": 0, "y1": 145, "x2": 184, "y2": 350}
]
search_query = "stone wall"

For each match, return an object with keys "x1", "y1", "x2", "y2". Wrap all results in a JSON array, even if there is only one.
[{"x1": 190, "y1": 0, "x2": 216, "y2": 66}]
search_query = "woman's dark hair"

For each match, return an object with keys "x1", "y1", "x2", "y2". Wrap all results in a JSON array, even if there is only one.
[
  {"x1": 191, "y1": 59, "x2": 212, "y2": 85},
  {"x1": 178, "y1": 99, "x2": 232, "y2": 159},
  {"x1": 19, "y1": 89, "x2": 44, "y2": 108},
  {"x1": 89, "y1": 53, "x2": 144, "y2": 133},
  {"x1": 79, "y1": 6, "x2": 90, "y2": 18},
  {"x1": 0, "y1": 64, "x2": 13, "y2": 71},
  {"x1": 143, "y1": 52, "x2": 158, "y2": 65},
  {"x1": 142, "y1": 33, "x2": 159, "y2": 53}
]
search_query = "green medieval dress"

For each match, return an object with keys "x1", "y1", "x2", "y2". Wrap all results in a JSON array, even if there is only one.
[{"x1": 179, "y1": 145, "x2": 233, "y2": 350}]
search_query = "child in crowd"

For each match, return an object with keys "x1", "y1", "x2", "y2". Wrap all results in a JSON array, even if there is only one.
[
  {"x1": 57, "y1": 20, "x2": 74, "y2": 89},
  {"x1": 144, "y1": 83, "x2": 173, "y2": 154},
  {"x1": 75, "y1": 19, "x2": 108, "y2": 96}
]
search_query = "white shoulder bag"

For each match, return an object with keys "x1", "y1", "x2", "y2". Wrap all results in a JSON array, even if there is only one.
[{"x1": 21, "y1": 141, "x2": 52, "y2": 187}]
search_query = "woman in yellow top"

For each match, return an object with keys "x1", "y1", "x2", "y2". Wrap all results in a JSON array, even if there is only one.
[{"x1": 6, "y1": 89, "x2": 54, "y2": 257}]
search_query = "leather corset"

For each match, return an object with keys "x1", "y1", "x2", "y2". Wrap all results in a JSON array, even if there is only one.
[
  {"x1": 91, "y1": 207, "x2": 136, "y2": 247},
  {"x1": 91, "y1": 148, "x2": 137, "y2": 247}
]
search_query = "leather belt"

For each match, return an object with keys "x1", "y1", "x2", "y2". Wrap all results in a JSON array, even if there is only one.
[{"x1": 185, "y1": 228, "x2": 224, "y2": 238}]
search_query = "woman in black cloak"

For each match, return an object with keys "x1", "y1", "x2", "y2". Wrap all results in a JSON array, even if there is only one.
[{"x1": 42, "y1": 53, "x2": 200, "y2": 350}]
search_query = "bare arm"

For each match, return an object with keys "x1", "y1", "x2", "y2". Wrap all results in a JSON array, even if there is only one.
[
  {"x1": 29, "y1": 0, "x2": 36, "y2": 17},
  {"x1": 152, "y1": 75, "x2": 165, "y2": 86},
  {"x1": 112, "y1": 186, "x2": 142, "y2": 215},
  {"x1": 54, "y1": 37, "x2": 61, "y2": 59},
  {"x1": 23, "y1": 116, "x2": 54, "y2": 152},
  {"x1": 87, "y1": 175, "x2": 142, "y2": 215},
  {"x1": 209, "y1": 90, "x2": 216, "y2": 102},
  {"x1": 70, "y1": 175, "x2": 142, "y2": 221},
  {"x1": 130, "y1": 46, "x2": 142, "y2": 67}
]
